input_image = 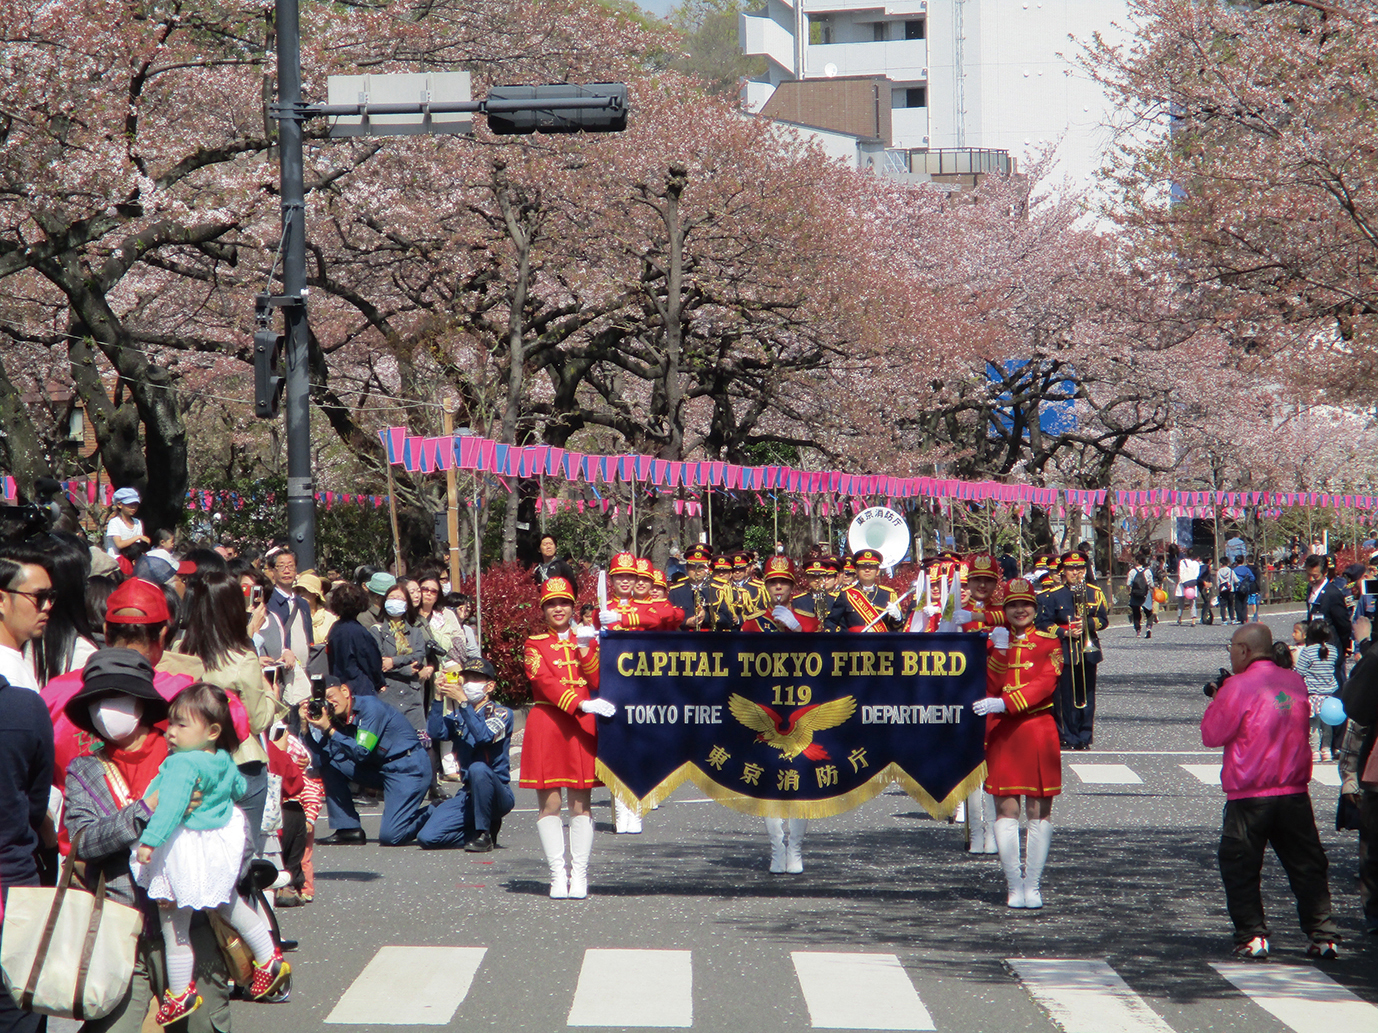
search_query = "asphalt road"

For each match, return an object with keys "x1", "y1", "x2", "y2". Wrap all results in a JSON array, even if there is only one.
[{"x1": 229, "y1": 606, "x2": 1378, "y2": 1033}]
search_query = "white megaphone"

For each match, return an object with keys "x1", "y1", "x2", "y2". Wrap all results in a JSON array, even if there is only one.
[{"x1": 847, "y1": 507, "x2": 911, "y2": 570}]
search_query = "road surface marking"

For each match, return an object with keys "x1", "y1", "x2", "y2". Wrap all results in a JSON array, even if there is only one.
[
  {"x1": 1313, "y1": 767, "x2": 1342, "y2": 787},
  {"x1": 567, "y1": 949, "x2": 692, "y2": 1027},
  {"x1": 1070, "y1": 764, "x2": 1143, "y2": 785},
  {"x1": 1007, "y1": 958, "x2": 1175, "y2": 1033},
  {"x1": 325, "y1": 946, "x2": 486, "y2": 1025},
  {"x1": 1180, "y1": 764, "x2": 1223, "y2": 785},
  {"x1": 791, "y1": 952, "x2": 935, "y2": 1030},
  {"x1": 1212, "y1": 962, "x2": 1378, "y2": 1032}
]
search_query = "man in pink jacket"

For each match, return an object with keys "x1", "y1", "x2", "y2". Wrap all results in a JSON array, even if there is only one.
[{"x1": 1202, "y1": 622, "x2": 1340, "y2": 960}]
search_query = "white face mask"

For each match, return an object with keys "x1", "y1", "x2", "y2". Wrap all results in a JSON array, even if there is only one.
[
  {"x1": 89, "y1": 697, "x2": 143, "y2": 742},
  {"x1": 440, "y1": 582, "x2": 451, "y2": 596},
  {"x1": 384, "y1": 599, "x2": 408, "y2": 617},
  {"x1": 462, "y1": 680, "x2": 488, "y2": 704}
]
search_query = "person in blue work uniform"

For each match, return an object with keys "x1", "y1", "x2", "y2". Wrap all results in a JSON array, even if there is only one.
[
  {"x1": 416, "y1": 657, "x2": 514, "y2": 852},
  {"x1": 297, "y1": 676, "x2": 429, "y2": 846}
]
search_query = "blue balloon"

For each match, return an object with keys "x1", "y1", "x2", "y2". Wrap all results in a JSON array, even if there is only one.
[{"x1": 1319, "y1": 696, "x2": 1348, "y2": 727}]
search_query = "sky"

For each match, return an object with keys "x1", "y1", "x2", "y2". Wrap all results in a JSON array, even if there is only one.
[{"x1": 635, "y1": 0, "x2": 675, "y2": 17}]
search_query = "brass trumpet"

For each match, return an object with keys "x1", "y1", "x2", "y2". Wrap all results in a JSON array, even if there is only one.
[{"x1": 1069, "y1": 584, "x2": 1089, "y2": 710}]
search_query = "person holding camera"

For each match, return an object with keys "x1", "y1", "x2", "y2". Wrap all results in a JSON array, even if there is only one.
[
  {"x1": 1201, "y1": 623, "x2": 1340, "y2": 960},
  {"x1": 416, "y1": 658, "x2": 514, "y2": 852},
  {"x1": 298, "y1": 677, "x2": 429, "y2": 846}
]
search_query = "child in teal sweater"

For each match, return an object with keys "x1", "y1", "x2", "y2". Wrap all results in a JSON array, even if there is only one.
[{"x1": 132, "y1": 683, "x2": 290, "y2": 1024}]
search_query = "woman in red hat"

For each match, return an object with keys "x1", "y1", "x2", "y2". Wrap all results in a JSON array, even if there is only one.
[
  {"x1": 521, "y1": 577, "x2": 616, "y2": 899},
  {"x1": 972, "y1": 578, "x2": 1062, "y2": 909}
]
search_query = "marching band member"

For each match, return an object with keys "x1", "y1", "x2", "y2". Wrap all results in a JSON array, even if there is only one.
[
  {"x1": 633, "y1": 558, "x2": 683, "y2": 630},
  {"x1": 730, "y1": 552, "x2": 770, "y2": 621},
  {"x1": 837, "y1": 556, "x2": 857, "y2": 593},
  {"x1": 829, "y1": 549, "x2": 903, "y2": 632},
  {"x1": 794, "y1": 557, "x2": 832, "y2": 623},
  {"x1": 522, "y1": 577, "x2": 616, "y2": 899},
  {"x1": 971, "y1": 578, "x2": 1062, "y2": 908},
  {"x1": 668, "y1": 544, "x2": 732, "y2": 631},
  {"x1": 596, "y1": 552, "x2": 647, "y2": 630},
  {"x1": 649, "y1": 569, "x2": 686, "y2": 629},
  {"x1": 1039, "y1": 553, "x2": 1109, "y2": 751},
  {"x1": 961, "y1": 554, "x2": 1004, "y2": 853},
  {"x1": 711, "y1": 555, "x2": 742, "y2": 630},
  {"x1": 741, "y1": 557, "x2": 818, "y2": 873}
]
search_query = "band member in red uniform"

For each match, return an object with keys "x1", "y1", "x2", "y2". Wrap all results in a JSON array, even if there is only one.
[
  {"x1": 597, "y1": 552, "x2": 645, "y2": 629},
  {"x1": 972, "y1": 578, "x2": 1063, "y2": 909},
  {"x1": 829, "y1": 549, "x2": 903, "y2": 632},
  {"x1": 633, "y1": 558, "x2": 683, "y2": 630},
  {"x1": 649, "y1": 569, "x2": 686, "y2": 629},
  {"x1": 960, "y1": 554, "x2": 1004, "y2": 853},
  {"x1": 740, "y1": 557, "x2": 819, "y2": 872},
  {"x1": 522, "y1": 577, "x2": 617, "y2": 899}
]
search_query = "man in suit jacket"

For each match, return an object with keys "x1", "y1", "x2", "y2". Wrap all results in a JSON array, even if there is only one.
[
  {"x1": 266, "y1": 546, "x2": 314, "y2": 710},
  {"x1": 1305, "y1": 554, "x2": 1352, "y2": 688}
]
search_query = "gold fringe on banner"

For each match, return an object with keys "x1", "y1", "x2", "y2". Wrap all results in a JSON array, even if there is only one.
[{"x1": 595, "y1": 760, "x2": 989, "y2": 821}]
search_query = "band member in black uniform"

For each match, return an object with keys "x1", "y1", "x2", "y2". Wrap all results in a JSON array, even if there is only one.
[
  {"x1": 1037, "y1": 553, "x2": 1109, "y2": 750},
  {"x1": 829, "y1": 549, "x2": 903, "y2": 632},
  {"x1": 668, "y1": 544, "x2": 733, "y2": 631},
  {"x1": 794, "y1": 558, "x2": 833, "y2": 623}
]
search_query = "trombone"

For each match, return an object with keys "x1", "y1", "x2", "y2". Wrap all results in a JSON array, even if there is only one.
[{"x1": 1069, "y1": 584, "x2": 1089, "y2": 710}]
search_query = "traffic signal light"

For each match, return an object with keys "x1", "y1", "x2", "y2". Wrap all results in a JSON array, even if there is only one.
[
  {"x1": 254, "y1": 328, "x2": 284, "y2": 418},
  {"x1": 485, "y1": 83, "x2": 628, "y2": 135}
]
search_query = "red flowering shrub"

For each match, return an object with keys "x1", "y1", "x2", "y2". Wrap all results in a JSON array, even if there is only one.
[{"x1": 454, "y1": 562, "x2": 546, "y2": 708}]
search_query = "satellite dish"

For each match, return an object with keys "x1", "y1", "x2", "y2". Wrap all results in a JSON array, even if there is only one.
[
  {"x1": 824, "y1": 63, "x2": 839, "y2": 78},
  {"x1": 847, "y1": 507, "x2": 911, "y2": 569}
]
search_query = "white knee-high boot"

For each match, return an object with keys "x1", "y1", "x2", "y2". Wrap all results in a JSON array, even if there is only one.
[
  {"x1": 765, "y1": 818, "x2": 786, "y2": 873},
  {"x1": 980, "y1": 793, "x2": 998, "y2": 853},
  {"x1": 568, "y1": 814, "x2": 595, "y2": 899},
  {"x1": 537, "y1": 815, "x2": 568, "y2": 899},
  {"x1": 785, "y1": 818, "x2": 807, "y2": 874},
  {"x1": 994, "y1": 817, "x2": 1025, "y2": 908},
  {"x1": 1023, "y1": 819, "x2": 1051, "y2": 909},
  {"x1": 613, "y1": 797, "x2": 642, "y2": 834}
]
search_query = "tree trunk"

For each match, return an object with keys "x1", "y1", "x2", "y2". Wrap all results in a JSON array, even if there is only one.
[{"x1": 0, "y1": 357, "x2": 50, "y2": 498}]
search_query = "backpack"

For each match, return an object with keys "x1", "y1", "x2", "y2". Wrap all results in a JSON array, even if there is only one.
[
  {"x1": 1235, "y1": 566, "x2": 1257, "y2": 594},
  {"x1": 1129, "y1": 568, "x2": 1148, "y2": 599}
]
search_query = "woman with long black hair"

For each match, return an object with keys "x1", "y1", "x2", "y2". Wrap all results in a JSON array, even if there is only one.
[{"x1": 29, "y1": 531, "x2": 98, "y2": 684}]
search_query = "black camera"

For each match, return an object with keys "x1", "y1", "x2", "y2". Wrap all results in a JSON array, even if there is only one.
[
  {"x1": 1204, "y1": 666, "x2": 1231, "y2": 698},
  {"x1": 306, "y1": 674, "x2": 332, "y2": 720}
]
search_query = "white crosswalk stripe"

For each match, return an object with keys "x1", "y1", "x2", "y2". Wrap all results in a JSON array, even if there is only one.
[
  {"x1": 1312, "y1": 765, "x2": 1343, "y2": 787},
  {"x1": 1211, "y1": 962, "x2": 1378, "y2": 1033},
  {"x1": 791, "y1": 952, "x2": 935, "y2": 1030},
  {"x1": 325, "y1": 945, "x2": 486, "y2": 1025},
  {"x1": 566, "y1": 948, "x2": 693, "y2": 1027},
  {"x1": 1007, "y1": 958, "x2": 1175, "y2": 1033},
  {"x1": 1180, "y1": 763, "x2": 1222, "y2": 785},
  {"x1": 1069, "y1": 763, "x2": 1142, "y2": 784}
]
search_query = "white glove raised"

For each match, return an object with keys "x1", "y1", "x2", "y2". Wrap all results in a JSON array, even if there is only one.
[
  {"x1": 971, "y1": 697, "x2": 1007, "y2": 716},
  {"x1": 989, "y1": 627, "x2": 1010, "y2": 650},
  {"x1": 923, "y1": 605, "x2": 942, "y2": 619},
  {"x1": 579, "y1": 698, "x2": 617, "y2": 718},
  {"x1": 884, "y1": 601, "x2": 903, "y2": 621},
  {"x1": 598, "y1": 609, "x2": 622, "y2": 627},
  {"x1": 771, "y1": 605, "x2": 802, "y2": 631},
  {"x1": 574, "y1": 623, "x2": 598, "y2": 647}
]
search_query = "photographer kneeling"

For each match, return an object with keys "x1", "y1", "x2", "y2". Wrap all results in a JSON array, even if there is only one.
[
  {"x1": 1201, "y1": 622, "x2": 1341, "y2": 960},
  {"x1": 416, "y1": 658, "x2": 514, "y2": 851},
  {"x1": 298, "y1": 678, "x2": 429, "y2": 846}
]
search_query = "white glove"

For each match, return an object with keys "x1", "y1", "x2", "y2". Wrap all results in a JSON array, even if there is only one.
[
  {"x1": 574, "y1": 623, "x2": 597, "y2": 647},
  {"x1": 598, "y1": 609, "x2": 621, "y2": 627},
  {"x1": 971, "y1": 697, "x2": 1007, "y2": 716},
  {"x1": 989, "y1": 627, "x2": 1010, "y2": 650},
  {"x1": 579, "y1": 698, "x2": 616, "y2": 718},
  {"x1": 923, "y1": 605, "x2": 941, "y2": 619},
  {"x1": 884, "y1": 601, "x2": 903, "y2": 621},
  {"x1": 772, "y1": 605, "x2": 802, "y2": 631}
]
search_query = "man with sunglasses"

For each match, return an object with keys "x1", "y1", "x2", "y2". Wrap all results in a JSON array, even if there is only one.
[{"x1": 0, "y1": 541, "x2": 54, "y2": 693}]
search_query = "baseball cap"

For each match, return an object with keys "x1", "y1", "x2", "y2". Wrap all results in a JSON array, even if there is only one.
[
  {"x1": 459, "y1": 657, "x2": 497, "y2": 679},
  {"x1": 105, "y1": 578, "x2": 171, "y2": 624}
]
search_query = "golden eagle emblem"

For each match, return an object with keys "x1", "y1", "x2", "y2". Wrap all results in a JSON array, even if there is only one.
[{"x1": 728, "y1": 694, "x2": 857, "y2": 761}]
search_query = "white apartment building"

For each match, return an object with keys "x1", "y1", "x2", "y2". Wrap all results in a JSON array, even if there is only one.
[{"x1": 741, "y1": 0, "x2": 1133, "y2": 190}]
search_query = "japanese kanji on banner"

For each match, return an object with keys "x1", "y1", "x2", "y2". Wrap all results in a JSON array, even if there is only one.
[{"x1": 593, "y1": 632, "x2": 988, "y2": 819}]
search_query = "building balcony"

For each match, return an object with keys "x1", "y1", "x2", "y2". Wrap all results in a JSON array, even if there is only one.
[
  {"x1": 740, "y1": 12, "x2": 796, "y2": 74},
  {"x1": 803, "y1": 39, "x2": 926, "y2": 81},
  {"x1": 802, "y1": 0, "x2": 930, "y2": 14}
]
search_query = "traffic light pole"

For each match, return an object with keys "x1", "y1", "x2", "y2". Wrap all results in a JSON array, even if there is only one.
[{"x1": 276, "y1": 0, "x2": 315, "y2": 568}]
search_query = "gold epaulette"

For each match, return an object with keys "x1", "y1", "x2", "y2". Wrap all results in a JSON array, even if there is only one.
[
  {"x1": 529, "y1": 632, "x2": 551, "y2": 641},
  {"x1": 1034, "y1": 628, "x2": 1059, "y2": 640},
  {"x1": 744, "y1": 610, "x2": 767, "y2": 623}
]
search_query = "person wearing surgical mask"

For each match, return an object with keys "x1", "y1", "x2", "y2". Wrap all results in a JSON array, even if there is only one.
[
  {"x1": 371, "y1": 584, "x2": 433, "y2": 737},
  {"x1": 416, "y1": 657, "x2": 514, "y2": 852}
]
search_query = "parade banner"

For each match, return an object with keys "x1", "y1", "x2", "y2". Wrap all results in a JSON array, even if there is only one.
[{"x1": 594, "y1": 631, "x2": 987, "y2": 820}]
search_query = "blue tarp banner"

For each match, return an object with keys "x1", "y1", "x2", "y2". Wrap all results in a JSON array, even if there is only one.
[{"x1": 593, "y1": 631, "x2": 987, "y2": 819}]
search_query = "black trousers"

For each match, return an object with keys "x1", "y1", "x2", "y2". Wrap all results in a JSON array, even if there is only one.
[
  {"x1": 1218, "y1": 792, "x2": 1339, "y2": 944},
  {"x1": 280, "y1": 800, "x2": 308, "y2": 889},
  {"x1": 1054, "y1": 657, "x2": 1097, "y2": 747},
  {"x1": 1129, "y1": 603, "x2": 1147, "y2": 632},
  {"x1": 1360, "y1": 790, "x2": 1378, "y2": 929}
]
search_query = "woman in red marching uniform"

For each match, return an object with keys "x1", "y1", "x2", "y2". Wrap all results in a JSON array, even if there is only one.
[
  {"x1": 522, "y1": 577, "x2": 617, "y2": 899},
  {"x1": 959, "y1": 554, "x2": 1004, "y2": 854},
  {"x1": 972, "y1": 578, "x2": 1063, "y2": 909}
]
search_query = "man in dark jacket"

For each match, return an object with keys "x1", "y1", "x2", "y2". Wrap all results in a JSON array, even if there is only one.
[
  {"x1": 1306, "y1": 554, "x2": 1352, "y2": 685},
  {"x1": 530, "y1": 535, "x2": 578, "y2": 597}
]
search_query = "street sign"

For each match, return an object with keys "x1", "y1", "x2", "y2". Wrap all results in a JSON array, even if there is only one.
[{"x1": 326, "y1": 72, "x2": 472, "y2": 136}]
